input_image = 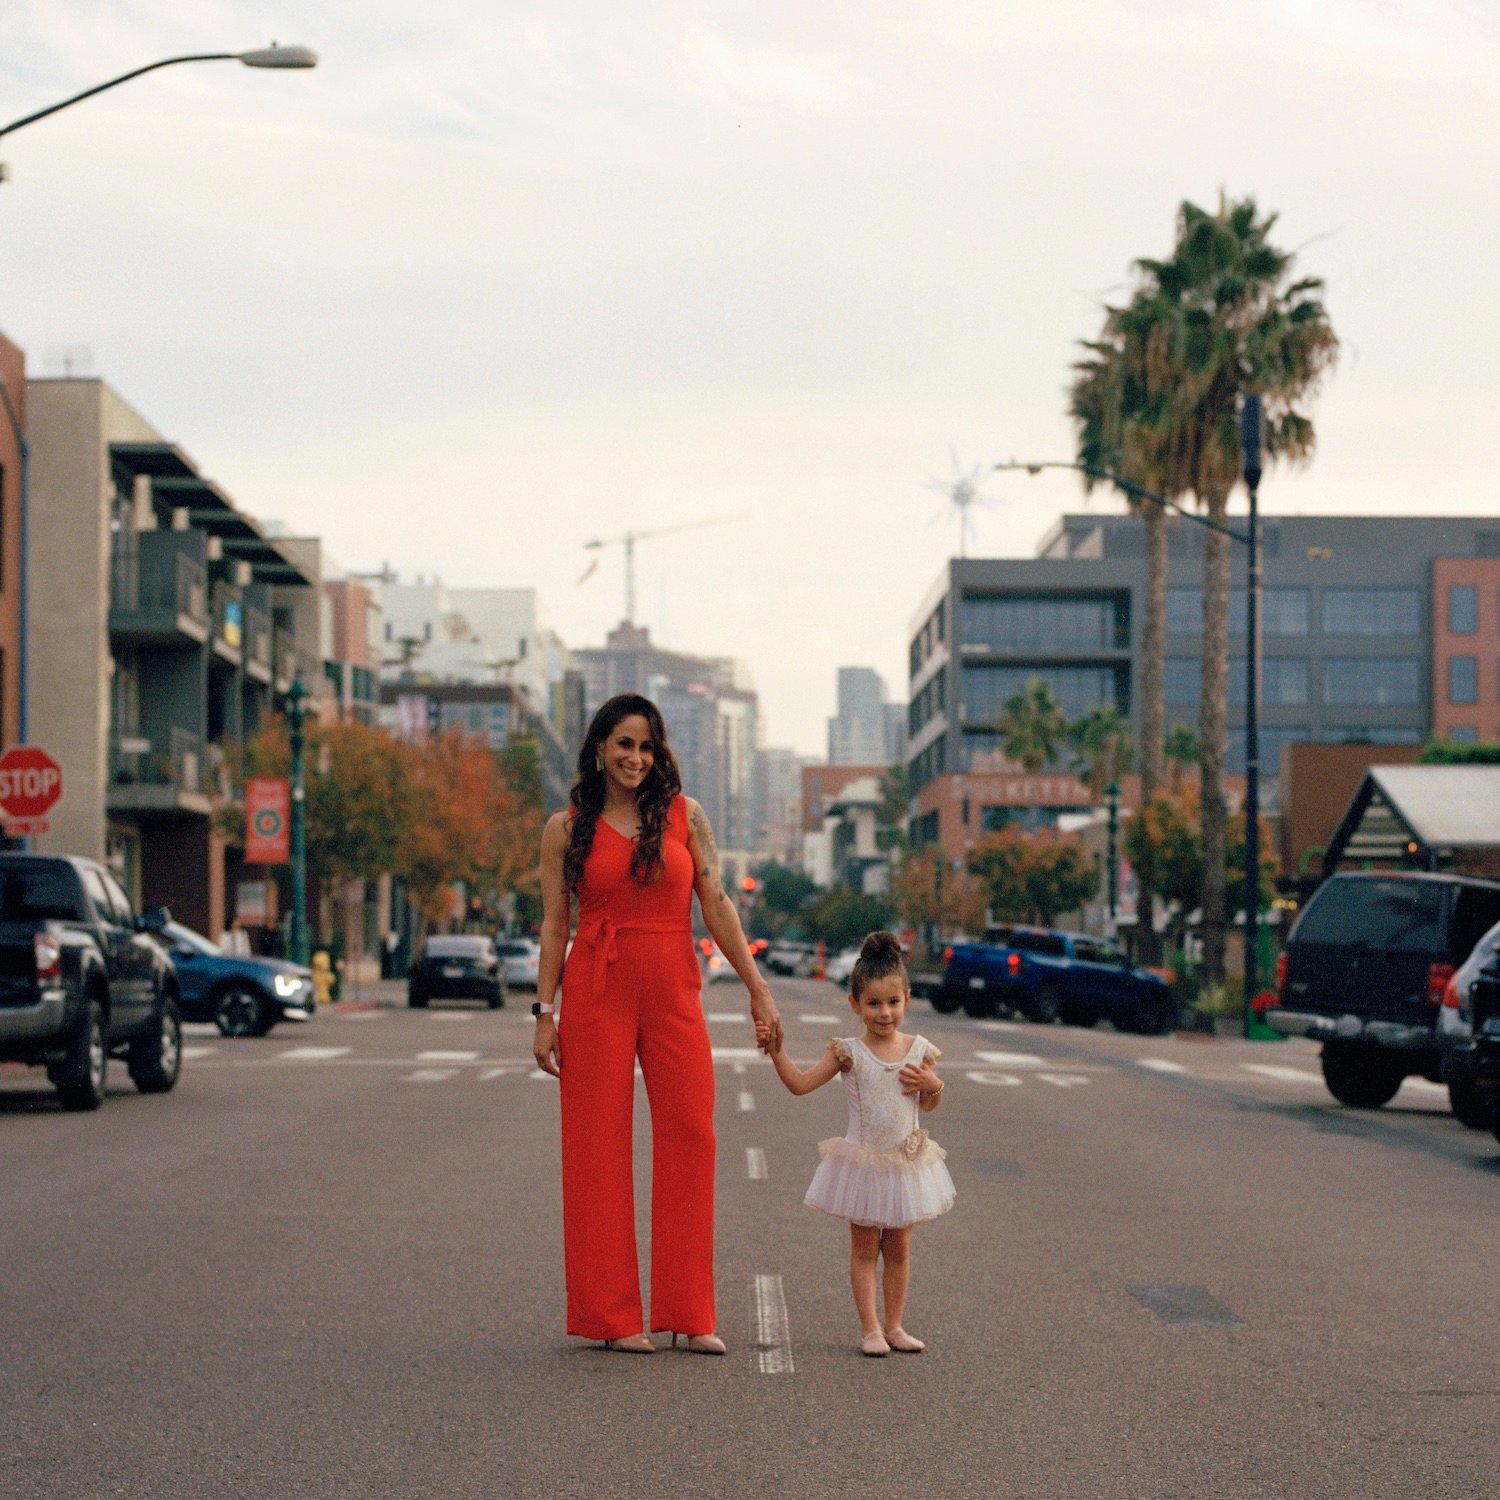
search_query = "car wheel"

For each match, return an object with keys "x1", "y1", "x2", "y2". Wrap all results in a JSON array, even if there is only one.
[
  {"x1": 408, "y1": 988, "x2": 428, "y2": 1008},
  {"x1": 1320, "y1": 1041, "x2": 1405, "y2": 1109},
  {"x1": 1027, "y1": 983, "x2": 1062, "y2": 1026},
  {"x1": 128, "y1": 996, "x2": 182, "y2": 1093},
  {"x1": 49, "y1": 999, "x2": 108, "y2": 1111},
  {"x1": 1449, "y1": 1076, "x2": 1493, "y2": 1130},
  {"x1": 1058, "y1": 999, "x2": 1099, "y2": 1028},
  {"x1": 214, "y1": 984, "x2": 271, "y2": 1038},
  {"x1": 961, "y1": 987, "x2": 994, "y2": 1019},
  {"x1": 1130, "y1": 995, "x2": 1173, "y2": 1036},
  {"x1": 488, "y1": 987, "x2": 504, "y2": 1010},
  {"x1": 928, "y1": 984, "x2": 962, "y2": 1015}
]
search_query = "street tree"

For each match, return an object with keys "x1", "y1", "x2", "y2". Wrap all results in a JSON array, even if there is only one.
[
  {"x1": 1069, "y1": 705, "x2": 1133, "y2": 799},
  {"x1": 967, "y1": 826, "x2": 1099, "y2": 927},
  {"x1": 746, "y1": 861, "x2": 818, "y2": 939},
  {"x1": 1123, "y1": 195, "x2": 1338, "y2": 983},
  {"x1": 805, "y1": 888, "x2": 894, "y2": 951},
  {"x1": 892, "y1": 847, "x2": 986, "y2": 937},
  {"x1": 998, "y1": 678, "x2": 1068, "y2": 773}
]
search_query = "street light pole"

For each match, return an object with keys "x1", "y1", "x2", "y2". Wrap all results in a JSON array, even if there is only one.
[
  {"x1": 0, "y1": 46, "x2": 318, "y2": 143},
  {"x1": 0, "y1": 375, "x2": 28, "y2": 743},
  {"x1": 1239, "y1": 396, "x2": 1265, "y2": 1036},
  {"x1": 286, "y1": 678, "x2": 309, "y2": 965},
  {"x1": 1105, "y1": 779, "x2": 1120, "y2": 936}
]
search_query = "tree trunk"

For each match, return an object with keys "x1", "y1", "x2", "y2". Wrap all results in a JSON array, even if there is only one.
[
  {"x1": 1134, "y1": 504, "x2": 1168, "y2": 962},
  {"x1": 1198, "y1": 500, "x2": 1231, "y2": 986}
]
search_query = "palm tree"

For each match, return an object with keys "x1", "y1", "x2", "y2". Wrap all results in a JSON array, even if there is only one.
[
  {"x1": 998, "y1": 678, "x2": 1068, "y2": 774},
  {"x1": 1164, "y1": 724, "x2": 1200, "y2": 793},
  {"x1": 1069, "y1": 705, "x2": 1134, "y2": 799},
  {"x1": 1070, "y1": 295, "x2": 1184, "y2": 961},
  {"x1": 1127, "y1": 195, "x2": 1338, "y2": 983}
]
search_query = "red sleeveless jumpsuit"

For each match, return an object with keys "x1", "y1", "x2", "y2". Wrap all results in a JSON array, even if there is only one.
[{"x1": 559, "y1": 794, "x2": 717, "y2": 1340}]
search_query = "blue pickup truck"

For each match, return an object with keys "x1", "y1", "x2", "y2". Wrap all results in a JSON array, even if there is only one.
[{"x1": 932, "y1": 925, "x2": 1174, "y2": 1033}]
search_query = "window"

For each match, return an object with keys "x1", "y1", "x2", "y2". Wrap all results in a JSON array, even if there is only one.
[
  {"x1": 1449, "y1": 655, "x2": 1478, "y2": 704},
  {"x1": 1165, "y1": 588, "x2": 1308, "y2": 637},
  {"x1": 1165, "y1": 658, "x2": 1200, "y2": 705},
  {"x1": 1323, "y1": 658, "x2": 1421, "y2": 706},
  {"x1": 1166, "y1": 589, "x2": 1202, "y2": 635},
  {"x1": 960, "y1": 596, "x2": 1122, "y2": 651},
  {"x1": 1321, "y1": 589, "x2": 1421, "y2": 637},
  {"x1": 101, "y1": 869, "x2": 135, "y2": 924},
  {"x1": 79, "y1": 867, "x2": 116, "y2": 924},
  {"x1": 1262, "y1": 589, "x2": 1309, "y2": 636},
  {"x1": 961, "y1": 664, "x2": 1122, "y2": 726},
  {"x1": 1295, "y1": 877, "x2": 1444, "y2": 952},
  {"x1": 1262, "y1": 658, "x2": 1310, "y2": 706},
  {"x1": 0, "y1": 865, "x2": 83, "y2": 921},
  {"x1": 1449, "y1": 584, "x2": 1478, "y2": 635},
  {"x1": 1448, "y1": 725, "x2": 1479, "y2": 744},
  {"x1": 1321, "y1": 726, "x2": 1421, "y2": 745}
]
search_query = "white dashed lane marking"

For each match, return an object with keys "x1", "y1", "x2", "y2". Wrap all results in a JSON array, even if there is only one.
[
  {"x1": 181, "y1": 1046, "x2": 217, "y2": 1060},
  {"x1": 403, "y1": 1068, "x2": 459, "y2": 1082},
  {"x1": 752, "y1": 1274, "x2": 794, "y2": 1375},
  {"x1": 798, "y1": 1013, "x2": 839, "y2": 1024},
  {"x1": 1038, "y1": 1073, "x2": 1090, "y2": 1088},
  {"x1": 745, "y1": 1147, "x2": 768, "y2": 1180},
  {"x1": 738, "y1": 1090, "x2": 755, "y2": 1112},
  {"x1": 1242, "y1": 1063, "x2": 1321, "y2": 1084},
  {"x1": 417, "y1": 1051, "x2": 480, "y2": 1062},
  {"x1": 182, "y1": 1023, "x2": 218, "y2": 1037},
  {"x1": 1139, "y1": 1058, "x2": 1188, "y2": 1074},
  {"x1": 706, "y1": 1013, "x2": 747, "y2": 1023},
  {"x1": 278, "y1": 1047, "x2": 351, "y2": 1061},
  {"x1": 975, "y1": 1050, "x2": 1046, "y2": 1068}
]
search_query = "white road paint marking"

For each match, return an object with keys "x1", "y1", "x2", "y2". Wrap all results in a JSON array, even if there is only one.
[
  {"x1": 181, "y1": 1045, "x2": 217, "y2": 1060},
  {"x1": 417, "y1": 1050, "x2": 480, "y2": 1062},
  {"x1": 182, "y1": 1022, "x2": 218, "y2": 1037},
  {"x1": 798, "y1": 1013, "x2": 839, "y2": 1024},
  {"x1": 429, "y1": 1012, "x2": 475, "y2": 1021},
  {"x1": 403, "y1": 1068, "x2": 459, "y2": 1082},
  {"x1": 746, "y1": 1147, "x2": 768, "y2": 1180},
  {"x1": 1139, "y1": 1058, "x2": 1188, "y2": 1074},
  {"x1": 975, "y1": 1050, "x2": 1045, "y2": 1068},
  {"x1": 731, "y1": 1061, "x2": 747, "y2": 1076},
  {"x1": 1402, "y1": 1077, "x2": 1448, "y2": 1095},
  {"x1": 965, "y1": 1070, "x2": 1023, "y2": 1087},
  {"x1": 1038, "y1": 1073, "x2": 1090, "y2": 1088},
  {"x1": 1242, "y1": 1063, "x2": 1321, "y2": 1084},
  {"x1": 713, "y1": 1047, "x2": 764, "y2": 1061},
  {"x1": 738, "y1": 1090, "x2": 755, "y2": 1112},
  {"x1": 976, "y1": 1019, "x2": 1023, "y2": 1032},
  {"x1": 530, "y1": 1068, "x2": 553, "y2": 1081},
  {"x1": 478, "y1": 1066, "x2": 529, "y2": 1081},
  {"x1": 706, "y1": 1012, "x2": 748, "y2": 1023},
  {"x1": 337, "y1": 1011, "x2": 384, "y2": 1021},
  {"x1": 752, "y1": 1274, "x2": 795, "y2": 1375},
  {"x1": 279, "y1": 1046, "x2": 351, "y2": 1061}
]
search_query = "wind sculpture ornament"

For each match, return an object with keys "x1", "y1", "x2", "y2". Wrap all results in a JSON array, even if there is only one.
[{"x1": 923, "y1": 449, "x2": 998, "y2": 559}]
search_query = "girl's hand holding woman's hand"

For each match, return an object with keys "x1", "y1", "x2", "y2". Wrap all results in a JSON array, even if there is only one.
[
  {"x1": 899, "y1": 1059, "x2": 941, "y2": 1097},
  {"x1": 533, "y1": 1016, "x2": 562, "y2": 1078},
  {"x1": 749, "y1": 985, "x2": 783, "y2": 1055}
]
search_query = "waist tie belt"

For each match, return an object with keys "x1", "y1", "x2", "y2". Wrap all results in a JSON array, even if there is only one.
[{"x1": 575, "y1": 914, "x2": 693, "y2": 1003}]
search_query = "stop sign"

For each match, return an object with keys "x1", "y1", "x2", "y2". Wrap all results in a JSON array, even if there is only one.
[{"x1": 0, "y1": 746, "x2": 64, "y2": 820}]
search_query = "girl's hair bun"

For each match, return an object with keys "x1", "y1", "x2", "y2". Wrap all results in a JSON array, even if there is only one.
[
  {"x1": 850, "y1": 929, "x2": 909, "y2": 997},
  {"x1": 859, "y1": 930, "x2": 903, "y2": 963}
]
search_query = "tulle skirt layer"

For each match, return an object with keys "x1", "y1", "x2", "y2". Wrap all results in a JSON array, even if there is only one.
[{"x1": 803, "y1": 1136, "x2": 956, "y2": 1228}]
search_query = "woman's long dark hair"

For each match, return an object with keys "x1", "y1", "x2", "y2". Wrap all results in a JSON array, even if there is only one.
[{"x1": 563, "y1": 694, "x2": 683, "y2": 892}]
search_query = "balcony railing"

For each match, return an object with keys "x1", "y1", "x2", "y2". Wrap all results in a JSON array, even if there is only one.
[
  {"x1": 109, "y1": 726, "x2": 204, "y2": 795},
  {"x1": 210, "y1": 581, "x2": 244, "y2": 659},
  {"x1": 244, "y1": 607, "x2": 272, "y2": 677},
  {"x1": 110, "y1": 536, "x2": 209, "y2": 635}
]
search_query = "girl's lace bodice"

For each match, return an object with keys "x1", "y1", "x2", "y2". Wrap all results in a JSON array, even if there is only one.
[{"x1": 829, "y1": 1034, "x2": 941, "y2": 1162}]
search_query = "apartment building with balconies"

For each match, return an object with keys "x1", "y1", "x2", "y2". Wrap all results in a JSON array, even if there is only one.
[{"x1": 25, "y1": 376, "x2": 323, "y2": 936}]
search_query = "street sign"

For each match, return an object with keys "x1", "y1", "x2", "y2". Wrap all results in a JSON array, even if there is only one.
[
  {"x1": 0, "y1": 744, "x2": 62, "y2": 837},
  {"x1": 244, "y1": 777, "x2": 291, "y2": 863}
]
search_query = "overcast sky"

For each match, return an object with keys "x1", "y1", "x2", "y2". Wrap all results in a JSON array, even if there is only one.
[{"x1": 3, "y1": 2, "x2": 1498, "y2": 755}]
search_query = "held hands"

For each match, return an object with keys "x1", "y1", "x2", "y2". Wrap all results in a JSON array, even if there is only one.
[
  {"x1": 899, "y1": 1058, "x2": 942, "y2": 1099},
  {"x1": 533, "y1": 1016, "x2": 561, "y2": 1079},
  {"x1": 749, "y1": 988, "x2": 783, "y2": 1055},
  {"x1": 753, "y1": 1017, "x2": 782, "y2": 1055}
]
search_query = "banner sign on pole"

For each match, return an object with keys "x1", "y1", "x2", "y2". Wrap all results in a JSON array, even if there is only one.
[{"x1": 244, "y1": 777, "x2": 291, "y2": 863}]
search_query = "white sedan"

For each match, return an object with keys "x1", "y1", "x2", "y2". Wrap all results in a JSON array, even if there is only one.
[
  {"x1": 824, "y1": 947, "x2": 860, "y2": 987},
  {"x1": 497, "y1": 938, "x2": 540, "y2": 990}
]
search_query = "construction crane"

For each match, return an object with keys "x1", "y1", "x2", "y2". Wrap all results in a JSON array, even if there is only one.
[{"x1": 580, "y1": 512, "x2": 749, "y2": 625}]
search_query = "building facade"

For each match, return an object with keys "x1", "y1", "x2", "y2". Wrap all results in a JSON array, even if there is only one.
[
  {"x1": 827, "y1": 666, "x2": 889, "y2": 764},
  {"x1": 25, "y1": 377, "x2": 323, "y2": 935},
  {"x1": 907, "y1": 513, "x2": 1500, "y2": 824},
  {"x1": 0, "y1": 333, "x2": 24, "y2": 756}
]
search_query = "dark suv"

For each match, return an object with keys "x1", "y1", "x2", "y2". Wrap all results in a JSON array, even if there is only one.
[{"x1": 1268, "y1": 871, "x2": 1500, "y2": 1111}]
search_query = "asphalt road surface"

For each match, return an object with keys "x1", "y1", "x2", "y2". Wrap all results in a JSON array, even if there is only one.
[{"x1": 3, "y1": 974, "x2": 1498, "y2": 1499}]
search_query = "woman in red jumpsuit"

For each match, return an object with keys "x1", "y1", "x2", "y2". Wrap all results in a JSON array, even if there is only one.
[{"x1": 533, "y1": 694, "x2": 783, "y2": 1353}]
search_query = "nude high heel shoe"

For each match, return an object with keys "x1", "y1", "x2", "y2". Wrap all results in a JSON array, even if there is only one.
[
  {"x1": 670, "y1": 1332, "x2": 727, "y2": 1355},
  {"x1": 600, "y1": 1334, "x2": 655, "y2": 1353},
  {"x1": 883, "y1": 1328, "x2": 925, "y2": 1353}
]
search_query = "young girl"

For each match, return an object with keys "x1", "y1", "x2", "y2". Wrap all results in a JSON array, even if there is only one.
[{"x1": 759, "y1": 931, "x2": 955, "y2": 1356}]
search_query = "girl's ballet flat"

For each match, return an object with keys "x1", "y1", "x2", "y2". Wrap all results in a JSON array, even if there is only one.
[
  {"x1": 860, "y1": 1331, "x2": 891, "y2": 1357},
  {"x1": 601, "y1": 1335, "x2": 655, "y2": 1353},
  {"x1": 884, "y1": 1327, "x2": 925, "y2": 1353},
  {"x1": 670, "y1": 1332, "x2": 727, "y2": 1355}
]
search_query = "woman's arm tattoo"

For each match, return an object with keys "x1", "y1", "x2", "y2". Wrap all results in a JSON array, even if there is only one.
[{"x1": 690, "y1": 803, "x2": 734, "y2": 907}]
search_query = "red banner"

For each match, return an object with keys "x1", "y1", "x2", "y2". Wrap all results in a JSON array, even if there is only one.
[{"x1": 244, "y1": 777, "x2": 291, "y2": 864}]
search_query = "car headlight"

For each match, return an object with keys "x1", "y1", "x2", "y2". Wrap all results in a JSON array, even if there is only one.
[{"x1": 273, "y1": 974, "x2": 305, "y2": 998}]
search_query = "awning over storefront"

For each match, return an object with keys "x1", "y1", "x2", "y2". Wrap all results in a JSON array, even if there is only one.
[
  {"x1": 1324, "y1": 764, "x2": 1500, "y2": 875},
  {"x1": 110, "y1": 441, "x2": 316, "y2": 587}
]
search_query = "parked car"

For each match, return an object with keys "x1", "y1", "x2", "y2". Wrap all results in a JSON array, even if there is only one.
[
  {"x1": 1464, "y1": 950, "x2": 1500, "y2": 1141},
  {"x1": 825, "y1": 947, "x2": 860, "y2": 987},
  {"x1": 766, "y1": 941, "x2": 813, "y2": 977},
  {"x1": 934, "y1": 926, "x2": 1173, "y2": 1032},
  {"x1": 703, "y1": 948, "x2": 737, "y2": 984},
  {"x1": 408, "y1": 934, "x2": 504, "y2": 1008},
  {"x1": 497, "y1": 937, "x2": 540, "y2": 990},
  {"x1": 147, "y1": 920, "x2": 315, "y2": 1037},
  {"x1": 0, "y1": 853, "x2": 181, "y2": 1110},
  {"x1": 1267, "y1": 871, "x2": 1500, "y2": 1111},
  {"x1": 1435, "y1": 917, "x2": 1500, "y2": 1127}
]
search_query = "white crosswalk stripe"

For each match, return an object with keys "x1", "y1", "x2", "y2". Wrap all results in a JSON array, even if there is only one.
[
  {"x1": 745, "y1": 1147, "x2": 768, "y2": 1180},
  {"x1": 1139, "y1": 1058, "x2": 1188, "y2": 1074},
  {"x1": 1242, "y1": 1063, "x2": 1320, "y2": 1084},
  {"x1": 403, "y1": 1068, "x2": 459, "y2": 1082},
  {"x1": 278, "y1": 1046, "x2": 351, "y2": 1061},
  {"x1": 416, "y1": 1050, "x2": 479, "y2": 1062}
]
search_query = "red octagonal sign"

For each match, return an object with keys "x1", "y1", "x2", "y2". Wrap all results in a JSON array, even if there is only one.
[{"x1": 0, "y1": 745, "x2": 64, "y2": 820}]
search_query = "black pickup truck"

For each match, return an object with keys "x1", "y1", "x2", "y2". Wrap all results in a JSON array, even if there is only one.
[{"x1": 0, "y1": 853, "x2": 181, "y2": 1110}]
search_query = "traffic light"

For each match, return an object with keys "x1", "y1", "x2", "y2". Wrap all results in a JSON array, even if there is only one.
[{"x1": 740, "y1": 875, "x2": 757, "y2": 895}]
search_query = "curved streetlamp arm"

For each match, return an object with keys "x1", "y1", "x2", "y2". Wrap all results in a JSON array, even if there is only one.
[
  {"x1": 993, "y1": 460, "x2": 1249, "y2": 546},
  {"x1": 0, "y1": 48, "x2": 315, "y2": 140}
]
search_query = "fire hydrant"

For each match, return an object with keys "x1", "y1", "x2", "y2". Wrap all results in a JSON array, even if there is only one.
[{"x1": 310, "y1": 950, "x2": 336, "y2": 1007}]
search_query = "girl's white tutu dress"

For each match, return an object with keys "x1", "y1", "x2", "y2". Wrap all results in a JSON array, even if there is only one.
[{"x1": 804, "y1": 1035, "x2": 956, "y2": 1229}]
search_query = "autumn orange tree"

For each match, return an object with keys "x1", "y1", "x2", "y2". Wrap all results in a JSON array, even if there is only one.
[
  {"x1": 893, "y1": 847, "x2": 986, "y2": 936},
  {"x1": 966, "y1": 826, "x2": 1099, "y2": 927}
]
